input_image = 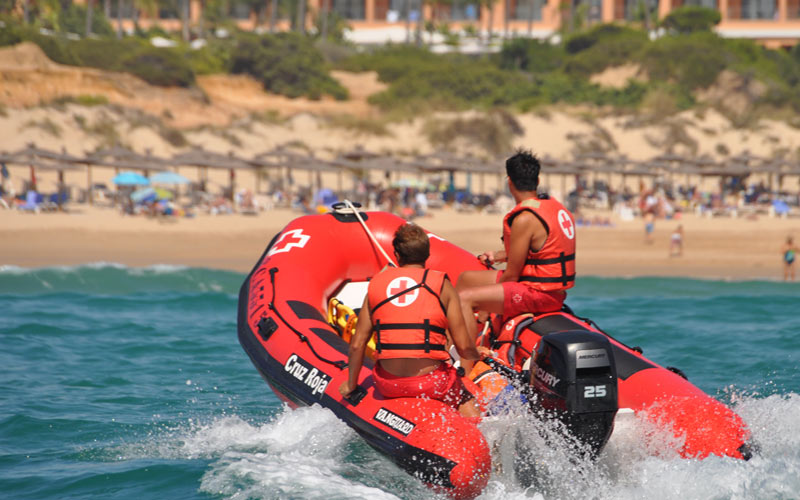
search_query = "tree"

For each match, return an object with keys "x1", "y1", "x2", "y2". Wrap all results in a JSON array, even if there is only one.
[
  {"x1": 296, "y1": 0, "x2": 306, "y2": 33},
  {"x1": 482, "y1": 0, "x2": 498, "y2": 44},
  {"x1": 526, "y1": 0, "x2": 535, "y2": 36},
  {"x1": 181, "y1": 0, "x2": 189, "y2": 41},
  {"x1": 503, "y1": 0, "x2": 509, "y2": 38},
  {"x1": 117, "y1": 0, "x2": 123, "y2": 38},
  {"x1": 269, "y1": 0, "x2": 277, "y2": 32},
  {"x1": 319, "y1": 0, "x2": 329, "y2": 38},
  {"x1": 661, "y1": 6, "x2": 721, "y2": 34},
  {"x1": 85, "y1": 0, "x2": 94, "y2": 36}
]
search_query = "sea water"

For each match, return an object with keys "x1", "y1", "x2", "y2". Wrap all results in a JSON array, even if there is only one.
[{"x1": 1, "y1": 264, "x2": 799, "y2": 500}]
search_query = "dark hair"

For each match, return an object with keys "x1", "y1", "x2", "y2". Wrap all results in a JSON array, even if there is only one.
[
  {"x1": 506, "y1": 149, "x2": 541, "y2": 192},
  {"x1": 393, "y1": 223, "x2": 430, "y2": 266}
]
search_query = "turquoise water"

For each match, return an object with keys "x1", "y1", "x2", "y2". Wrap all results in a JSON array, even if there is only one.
[{"x1": 2, "y1": 264, "x2": 799, "y2": 500}]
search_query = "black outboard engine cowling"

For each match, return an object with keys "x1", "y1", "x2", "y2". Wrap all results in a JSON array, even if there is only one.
[{"x1": 530, "y1": 330, "x2": 618, "y2": 457}]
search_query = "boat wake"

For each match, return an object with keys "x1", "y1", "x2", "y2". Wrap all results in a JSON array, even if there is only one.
[{"x1": 104, "y1": 391, "x2": 800, "y2": 499}]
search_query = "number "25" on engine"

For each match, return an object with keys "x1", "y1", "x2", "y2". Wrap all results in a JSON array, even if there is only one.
[{"x1": 583, "y1": 385, "x2": 607, "y2": 398}]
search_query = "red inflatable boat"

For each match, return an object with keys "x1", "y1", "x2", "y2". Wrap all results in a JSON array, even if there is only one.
[{"x1": 237, "y1": 205, "x2": 752, "y2": 499}]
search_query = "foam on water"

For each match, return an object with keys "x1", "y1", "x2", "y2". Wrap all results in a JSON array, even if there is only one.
[{"x1": 95, "y1": 391, "x2": 800, "y2": 500}]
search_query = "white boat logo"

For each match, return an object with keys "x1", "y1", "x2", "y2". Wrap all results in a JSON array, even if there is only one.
[
  {"x1": 268, "y1": 229, "x2": 311, "y2": 257},
  {"x1": 374, "y1": 408, "x2": 416, "y2": 436},
  {"x1": 284, "y1": 354, "x2": 330, "y2": 398}
]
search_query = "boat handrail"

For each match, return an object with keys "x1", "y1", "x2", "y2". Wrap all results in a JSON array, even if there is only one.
[{"x1": 342, "y1": 199, "x2": 398, "y2": 267}]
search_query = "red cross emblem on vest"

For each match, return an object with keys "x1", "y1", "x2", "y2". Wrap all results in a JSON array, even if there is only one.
[
  {"x1": 267, "y1": 229, "x2": 311, "y2": 257},
  {"x1": 558, "y1": 209, "x2": 575, "y2": 240},
  {"x1": 386, "y1": 277, "x2": 419, "y2": 307}
]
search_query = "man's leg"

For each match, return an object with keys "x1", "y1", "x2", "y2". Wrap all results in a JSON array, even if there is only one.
[
  {"x1": 455, "y1": 269, "x2": 498, "y2": 292},
  {"x1": 458, "y1": 283, "x2": 505, "y2": 351}
]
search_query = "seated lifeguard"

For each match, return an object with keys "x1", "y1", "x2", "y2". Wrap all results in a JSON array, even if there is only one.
[
  {"x1": 339, "y1": 223, "x2": 486, "y2": 417},
  {"x1": 457, "y1": 150, "x2": 577, "y2": 341}
]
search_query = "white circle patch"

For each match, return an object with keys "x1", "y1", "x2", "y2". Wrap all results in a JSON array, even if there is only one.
[
  {"x1": 558, "y1": 209, "x2": 575, "y2": 240},
  {"x1": 385, "y1": 277, "x2": 419, "y2": 307}
]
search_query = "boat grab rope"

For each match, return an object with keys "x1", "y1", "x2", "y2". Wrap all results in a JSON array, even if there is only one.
[
  {"x1": 343, "y1": 199, "x2": 397, "y2": 268},
  {"x1": 267, "y1": 267, "x2": 347, "y2": 370}
]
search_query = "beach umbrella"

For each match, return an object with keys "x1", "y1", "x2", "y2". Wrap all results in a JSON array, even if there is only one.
[
  {"x1": 112, "y1": 171, "x2": 150, "y2": 186},
  {"x1": 391, "y1": 178, "x2": 435, "y2": 190},
  {"x1": 151, "y1": 170, "x2": 189, "y2": 185},
  {"x1": 154, "y1": 187, "x2": 174, "y2": 200},
  {"x1": 131, "y1": 187, "x2": 174, "y2": 203},
  {"x1": 773, "y1": 199, "x2": 790, "y2": 215},
  {"x1": 131, "y1": 187, "x2": 157, "y2": 203}
]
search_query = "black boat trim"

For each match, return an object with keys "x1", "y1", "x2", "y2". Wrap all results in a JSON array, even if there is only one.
[{"x1": 528, "y1": 313, "x2": 656, "y2": 381}]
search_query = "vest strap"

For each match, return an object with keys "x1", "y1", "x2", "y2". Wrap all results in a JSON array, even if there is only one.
[
  {"x1": 519, "y1": 275, "x2": 576, "y2": 283},
  {"x1": 371, "y1": 269, "x2": 432, "y2": 314},
  {"x1": 377, "y1": 343, "x2": 448, "y2": 352},
  {"x1": 523, "y1": 251, "x2": 575, "y2": 287},
  {"x1": 374, "y1": 322, "x2": 446, "y2": 334},
  {"x1": 374, "y1": 319, "x2": 382, "y2": 353},
  {"x1": 525, "y1": 253, "x2": 576, "y2": 266}
]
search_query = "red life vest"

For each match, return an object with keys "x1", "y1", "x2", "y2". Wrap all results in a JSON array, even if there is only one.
[
  {"x1": 367, "y1": 267, "x2": 450, "y2": 361},
  {"x1": 502, "y1": 197, "x2": 576, "y2": 291}
]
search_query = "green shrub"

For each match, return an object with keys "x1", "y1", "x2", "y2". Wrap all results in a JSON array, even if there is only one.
[
  {"x1": 515, "y1": 73, "x2": 647, "y2": 109},
  {"x1": 313, "y1": 38, "x2": 357, "y2": 65},
  {"x1": 119, "y1": 47, "x2": 195, "y2": 87},
  {"x1": 230, "y1": 32, "x2": 348, "y2": 100},
  {"x1": 496, "y1": 38, "x2": 565, "y2": 73},
  {"x1": 0, "y1": 16, "x2": 27, "y2": 46},
  {"x1": 27, "y1": 32, "x2": 81, "y2": 65},
  {"x1": 564, "y1": 33, "x2": 647, "y2": 78},
  {"x1": 661, "y1": 6, "x2": 721, "y2": 34},
  {"x1": 564, "y1": 24, "x2": 644, "y2": 54},
  {"x1": 639, "y1": 32, "x2": 730, "y2": 90},
  {"x1": 51, "y1": 94, "x2": 110, "y2": 106},
  {"x1": 71, "y1": 37, "x2": 143, "y2": 70},
  {"x1": 367, "y1": 57, "x2": 519, "y2": 110},
  {"x1": 186, "y1": 42, "x2": 232, "y2": 75}
]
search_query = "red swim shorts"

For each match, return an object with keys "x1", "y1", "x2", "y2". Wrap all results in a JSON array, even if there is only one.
[
  {"x1": 499, "y1": 276, "x2": 565, "y2": 317},
  {"x1": 373, "y1": 363, "x2": 465, "y2": 408}
]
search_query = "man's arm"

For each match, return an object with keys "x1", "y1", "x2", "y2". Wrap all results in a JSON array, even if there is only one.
[
  {"x1": 339, "y1": 296, "x2": 372, "y2": 397},
  {"x1": 441, "y1": 280, "x2": 483, "y2": 373},
  {"x1": 478, "y1": 249, "x2": 507, "y2": 265},
  {"x1": 499, "y1": 211, "x2": 541, "y2": 283}
]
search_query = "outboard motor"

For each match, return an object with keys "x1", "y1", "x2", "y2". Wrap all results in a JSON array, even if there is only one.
[{"x1": 529, "y1": 330, "x2": 618, "y2": 457}]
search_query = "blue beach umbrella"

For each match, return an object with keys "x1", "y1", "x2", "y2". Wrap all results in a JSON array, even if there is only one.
[
  {"x1": 773, "y1": 199, "x2": 790, "y2": 215},
  {"x1": 130, "y1": 187, "x2": 156, "y2": 203},
  {"x1": 112, "y1": 171, "x2": 150, "y2": 186},
  {"x1": 131, "y1": 187, "x2": 174, "y2": 203},
  {"x1": 151, "y1": 170, "x2": 189, "y2": 185}
]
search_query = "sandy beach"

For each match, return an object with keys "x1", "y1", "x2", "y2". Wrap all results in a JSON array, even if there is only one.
[
  {"x1": 2, "y1": 42, "x2": 800, "y2": 281},
  {"x1": 2, "y1": 204, "x2": 798, "y2": 280}
]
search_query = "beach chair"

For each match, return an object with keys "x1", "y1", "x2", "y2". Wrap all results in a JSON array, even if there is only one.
[
  {"x1": 44, "y1": 191, "x2": 70, "y2": 211},
  {"x1": 18, "y1": 191, "x2": 42, "y2": 213}
]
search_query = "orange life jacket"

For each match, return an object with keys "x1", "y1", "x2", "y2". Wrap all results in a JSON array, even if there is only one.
[
  {"x1": 368, "y1": 267, "x2": 450, "y2": 361},
  {"x1": 502, "y1": 196, "x2": 576, "y2": 291}
]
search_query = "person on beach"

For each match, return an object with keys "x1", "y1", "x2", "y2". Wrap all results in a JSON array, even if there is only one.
[
  {"x1": 644, "y1": 211, "x2": 655, "y2": 244},
  {"x1": 783, "y1": 236, "x2": 798, "y2": 281},
  {"x1": 455, "y1": 150, "x2": 576, "y2": 345},
  {"x1": 339, "y1": 223, "x2": 489, "y2": 417},
  {"x1": 670, "y1": 225, "x2": 683, "y2": 257}
]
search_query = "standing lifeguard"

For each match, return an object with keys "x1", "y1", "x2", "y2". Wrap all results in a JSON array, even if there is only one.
[{"x1": 457, "y1": 150, "x2": 576, "y2": 342}]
